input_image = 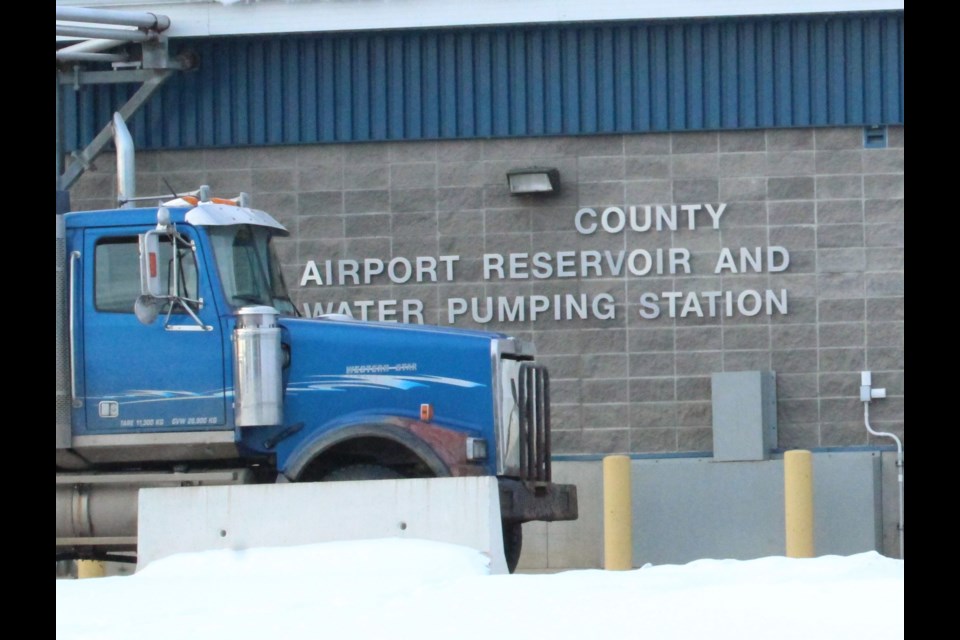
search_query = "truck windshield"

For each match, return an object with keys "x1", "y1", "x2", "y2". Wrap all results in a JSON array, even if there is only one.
[{"x1": 207, "y1": 224, "x2": 297, "y2": 315}]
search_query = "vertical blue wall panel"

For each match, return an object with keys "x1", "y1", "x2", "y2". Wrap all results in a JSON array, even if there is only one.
[
  {"x1": 350, "y1": 37, "x2": 369, "y2": 141},
  {"x1": 597, "y1": 27, "x2": 615, "y2": 132},
  {"x1": 298, "y1": 39, "x2": 317, "y2": 143},
  {"x1": 719, "y1": 23, "x2": 738, "y2": 129},
  {"x1": 509, "y1": 30, "x2": 527, "y2": 135},
  {"x1": 579, "y1": 28, "x2": 598, "y2": 134},
  {"x1": 741, "y1": 22, "x2": 759, "y2": 128},
  {"x1": 387, "y1": 37, "x2": 404, "y2": 139},
  {"x1": 773, "y1": 21, "x2": 792, "y2": 127},
  {"x1": 282, "y1": 39, "x2": 300, "y2": 143},
  {"x1": 702, "y1": 24, "x2": 720, "y2": 130},
  {"x1": 335, "y1": 38, "x2": 352, "y2": 141},
  {"x1": 756, "y1": 22, "x2": 774, "y2": 128},
  {"x1": 544, "y1": 30, "x2": 563, "y2": 135},
  {"x1": 809, "y1": 20, "x2": 828, "y2": 126},
  {"x1": 881, "y1": 15, "x2": 901, "y2": 123},
  {"x1": 491, "y1": 32, "x2": 509, "y2": 137},
  {"x1": 474, "y1": 32, "x2": 492, "y2": 137},
  {"x1": 650, "y1": 25, "x2": 670, "y2": 131},
  {"x1": 845, "y1": 20, "x2": 865, "y2": 124},
  {"x1": 827, "y1": 20, "x2": 846, "y2": 125},
  {"x1": 668, "y1": 26, "x2": 685, "y2": 130},
  {"x1": 60, "y1": 12, "x2": 904, "y2": 151},
  {"x1": 561, "y1": 28, "x2": 580, "y2": 134},
  {"x1": 684, "y1": 24, "x2": 704, "y2": 130},
  {"x1": 438, "y1": 33, "x2": 456, "y2": 138},
  {"x1": 249, "y1": 40, "x2": 265, "y2": 144},
  {"x1": 527, "y1": 29, "x2": 545, "y2": 135},
  {"x1": 791, "y1": 22, "x2": 811, "y2": 127},
  {"x1": 422, "y1": 35, "x2": 440, "y2": 139},
  {"x1": 615, "y1": 26, "x2": 633, "y2": 131}
]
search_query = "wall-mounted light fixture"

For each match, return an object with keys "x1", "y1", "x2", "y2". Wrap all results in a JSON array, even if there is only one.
[{"x1": 506, "y1": 167, "x2": 560, "y2": 195}]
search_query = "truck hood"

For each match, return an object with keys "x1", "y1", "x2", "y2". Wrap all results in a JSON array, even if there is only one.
[{"x1": 275, "y1": 316, "x2": 517, "y2": 439}]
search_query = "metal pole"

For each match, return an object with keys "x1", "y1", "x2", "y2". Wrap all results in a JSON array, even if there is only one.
[
  {"x1": 784, "y1": 449, "x2": 815, "y2": 558},
  {"x1": 603, "y1": 455, "x2": 632, "y2": 570},
  {"x1": 56, "y1": 72, "x2": 63, "y2": 189}
]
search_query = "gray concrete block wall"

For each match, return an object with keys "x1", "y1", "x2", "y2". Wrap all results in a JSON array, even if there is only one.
[{"x1": 69, "y1": 126, "x2": 904, "y2": 456}]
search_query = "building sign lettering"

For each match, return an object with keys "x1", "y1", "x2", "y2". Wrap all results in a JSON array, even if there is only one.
[{"x1": 298, "y1": 202, "x2": 791, "y2": 324}]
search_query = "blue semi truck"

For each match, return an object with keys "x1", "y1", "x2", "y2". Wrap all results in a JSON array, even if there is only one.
[{"x1": 55, "y1": 185, "x2": 577, "y2": 572}]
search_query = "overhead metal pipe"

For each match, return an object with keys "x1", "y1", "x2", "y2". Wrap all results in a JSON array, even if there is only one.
[
  {"x1": 57, "y1": 38, "x2": 126, "y2": 55},
  {"x1": 57, "y1": 52, "x2": 129, "y2": 63},
  {"x1": 56, "y1": 25, "x2": 154, "y2": 42},
  {"x1": 56, "y1": 6, "x2": 171, "y2": 32}
]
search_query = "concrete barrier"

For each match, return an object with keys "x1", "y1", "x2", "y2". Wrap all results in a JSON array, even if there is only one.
[{"x1": 137, "y1": 476, "x2": 507, "y2": 573}]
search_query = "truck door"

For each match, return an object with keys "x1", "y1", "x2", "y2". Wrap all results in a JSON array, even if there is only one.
[{"x1": 80, "y1": 226, "x2": 228, "y2": 433}]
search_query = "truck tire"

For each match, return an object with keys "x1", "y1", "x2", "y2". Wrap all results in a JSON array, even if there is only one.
[
  {"x1": 321, "y1": 464, "x2": 405, "y2": 481},
  {"x1": 502, "y1": 521, "x2": 523, "y2": 574}
]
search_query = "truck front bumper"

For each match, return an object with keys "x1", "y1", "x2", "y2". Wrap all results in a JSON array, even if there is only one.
[{"x1": 498, "y1": 478, "x2": 578, "y2": 524}]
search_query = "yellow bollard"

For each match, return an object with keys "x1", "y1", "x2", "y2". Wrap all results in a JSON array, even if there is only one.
[
  {"x1": 76, "y1": 560, "x2": 106, "y2": 579},
  {"x1": 603, "y1": 454, "x2": 633, "y2": 570},
  {"x1": 784, "y1": 449, "x2": 815, "y2": 558}
]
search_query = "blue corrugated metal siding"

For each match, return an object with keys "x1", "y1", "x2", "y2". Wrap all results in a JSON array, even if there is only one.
[{"x1": 60, "y1": 12, "x2": 904, "y2": 151}]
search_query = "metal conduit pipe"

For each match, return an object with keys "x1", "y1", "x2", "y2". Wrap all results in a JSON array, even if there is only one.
[
  {"x1": 864, "y1": 402, "x2": 903, "y2": 559},
  {"x1": 860, "y1": 371, "x2": 903, "y2": 559},
  {"x1": 55, "y1": 6, "x2": 171, "y2": 32}
]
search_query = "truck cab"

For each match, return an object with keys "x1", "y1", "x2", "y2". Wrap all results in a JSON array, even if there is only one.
[{"x1": 56, "y1": 191, "x2": 577, "y2": 572}]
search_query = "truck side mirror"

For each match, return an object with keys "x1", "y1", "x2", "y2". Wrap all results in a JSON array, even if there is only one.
[
  {"x1": 139, "y1": 231, "x2": 164, "y2": 297},
  {"x1": 134, "y1": 295, "x2": 161, "y2": 325},
  {"x1": 136, "y1": 228, "x2": 208, "y2": 330}
]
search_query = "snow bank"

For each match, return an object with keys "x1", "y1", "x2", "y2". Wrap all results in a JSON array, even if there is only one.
[{"x1": 57, "y1": 539, "x2": 903, "y2": 640}]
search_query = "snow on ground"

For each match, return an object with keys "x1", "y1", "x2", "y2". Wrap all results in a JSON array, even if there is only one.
[{"x1": 56, "y1": 539, "x2": 903, "y2": 640}]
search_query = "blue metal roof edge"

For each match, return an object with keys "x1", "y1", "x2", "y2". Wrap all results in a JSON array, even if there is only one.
[{"x1": 61, "y1": 11, "x2": 904, "y2": 151}]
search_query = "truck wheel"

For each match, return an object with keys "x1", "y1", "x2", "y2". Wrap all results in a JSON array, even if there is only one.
[
  {"x1": 321, "y1": 464, "x2": 405, "y2": 481},
  {"x1": 502, "y1": 521, "x2": 523, "y2": 574}
]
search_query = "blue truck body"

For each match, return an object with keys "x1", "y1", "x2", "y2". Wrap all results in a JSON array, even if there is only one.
[{"x1": 55, "y1": 196, "x2": 577, "y2": 571}]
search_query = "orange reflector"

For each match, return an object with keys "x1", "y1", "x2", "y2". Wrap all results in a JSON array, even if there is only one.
[
  {"x1": 420, "y1": 403, "x2": 434, "y2": 422},
  {"x1": 149, "y1": 252, "x2": 158, "y2": 278},
  {"x1": 182, "y1": 195, "x2": 199, "y2": 206},
  {"x1": 210, "y1": 197, "x2": 238, "y2": 205}
]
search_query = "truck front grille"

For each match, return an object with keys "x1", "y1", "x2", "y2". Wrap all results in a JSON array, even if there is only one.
[{"x1": 517, "y1": 363, "x2": 551, "y2": 483}]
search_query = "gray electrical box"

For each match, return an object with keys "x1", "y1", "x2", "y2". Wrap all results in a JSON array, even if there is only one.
[{"x1": 711, "y1": 371, "x2": 777, "y2": 461}]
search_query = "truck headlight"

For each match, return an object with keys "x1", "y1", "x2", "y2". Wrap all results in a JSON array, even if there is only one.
[{"x1": 466, "y1": 437, "x2": 488, "y2": 461}]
